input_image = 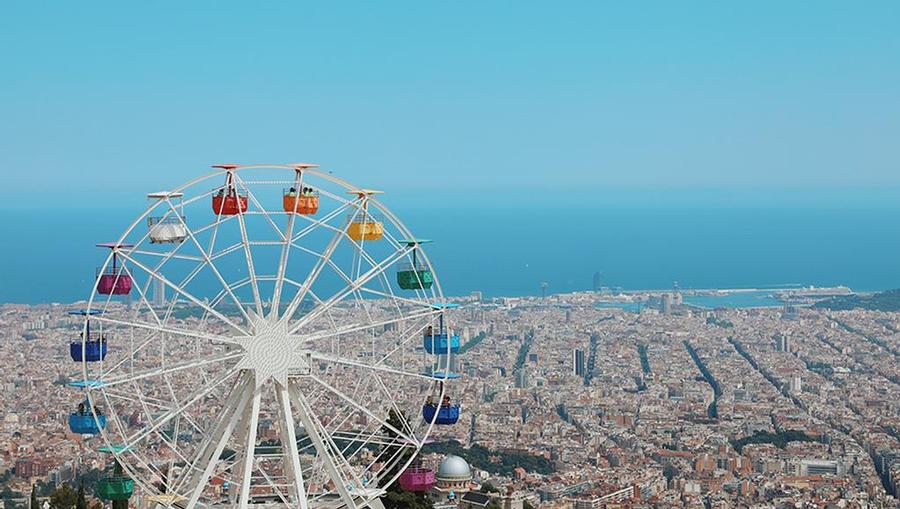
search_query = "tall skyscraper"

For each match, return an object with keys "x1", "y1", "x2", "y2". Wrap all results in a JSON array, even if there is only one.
[
  {"x1": 661, "y1": 294, "x2": 673, "y2": 315},
  {"x1": 573, "y1": 349, "x2": 585, "y2": 377},
  {"x1": 593, "y1": 272, "x2": 602, "y2": 291},
  {"x1": 153, "y1": 278, "x2": 166, "y2": 308},
  {"x1": 775, "y1": 332, "x2": 791, "y2": 353}
]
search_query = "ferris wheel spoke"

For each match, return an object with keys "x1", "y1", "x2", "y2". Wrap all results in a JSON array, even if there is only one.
[
  {"x1": 358, "y1": 286, "x2": 437, "y2": 310},
  {"x1": 116, "y1": 251, "x2": 250, "y2": 336},
  {"x1": 162, "y1": 199, "x2": 256, "y2": 325},
  {"x1": 234, "y1": 208, "x2": 264, "y2": 318},
  {"x1": 367, "y1": 318, "x2": 435, "y2": 370},
  {"x1": 287, "y1": 383, "x2": 361, "y2": 509},
  {"x1": 371, "y1": 373, "x2": 417, "y2": 438},
  {"x1": 256, "y1": 467, "x2": 292, "y2": 507},
  {"x1": 307, "y1": 374, "x2": 417, "y2": 446},
  {"x1": 208, "y1": 241, "x2": 244, "y2": 262},
  {"x1": 310, "y1": 352, "x2": 435, "y2": 384},
  {"x1": 288, "y1": 242, "x2": 420, "y2": 352},
  {"x1": 330, "y1": 430, "x2": 415, "y2": 449},
  {"x1": 129, "y1": 249, "x2": 204, "y2": 263},
  {"x1": 289, "y1": 197, "x2": 356, "y2": 245},
  {"x1": 289, "y1": 239, "x2": 426, "y2": 321},
  {"x1": 230, "y1": 174, "x2": 270, "y2": 318},
  {"x1": 296, "y1": 307, "x2": 439, "y2": 346},
  {"x1": 275, "y1": 382, "x2": 309, "y2": 509},
  {"x1": 100, "y1": 351, "x2": 243, "y2": 388},
  {"x1": 287, "y1": 245, "x2": 412, "y2": 335},
  {"x1": 270, "y1": 213, "x2": 296, "y2": 318},
  {"x1": 281, "y1": 210, "x2": 356, "y2": 324},
  {"x1": 91, "y1": 315, "x2": 242, "y2": 347},
  {"x1": 274, "y1": 205, "x2": 350, "y2": 317},
  {"x1": 233, "y1": 173, "x2": 286, "y2": 242},
  {"x1": 123, "y1": 370, "x2": 238, "y2": 450},
  {"x1": 127, "y1": 270, "x2": 166, "y2": 324},
  {"x1": 268, "y1": 178, "x2": 355, "y2": 320},
  {"x1": 103, "y1": 388, "x2": 203, "y2": 435}
]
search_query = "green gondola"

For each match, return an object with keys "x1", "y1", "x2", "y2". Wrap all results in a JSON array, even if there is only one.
[
  {"x1": 96, "y1": 449, "x2": 134, "y2": 502},
  {"x1": 397, "y1": 239, "x2": 434, "y2": 290}
]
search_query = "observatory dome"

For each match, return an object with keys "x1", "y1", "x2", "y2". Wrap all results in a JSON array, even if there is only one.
[{"x1": 436, "y1": 455, "x2": 472, "y2": 481}]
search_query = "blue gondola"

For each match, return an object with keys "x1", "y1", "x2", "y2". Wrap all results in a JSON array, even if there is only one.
[
  {"x1": 70, "y1": 340, "x2": 108, "y2": 362},
  {"x1": 422, "y1": 404, "x2": 461, "y2": 425},
  {"x1": 421, "y1": 372, "x2": 462, "y2": 425},
  {"x1": 423, "y1": 332, "x2": 460, "y2": 354},
  {"x1": 423, "y1": 304, "x2": 460, "y2": 354},
  {"x1": 68, "y1": 400, "x2": 107, "y2": 435},
  {"x1": 68, "y1": 309, "x2": 108, "y2": 362}
]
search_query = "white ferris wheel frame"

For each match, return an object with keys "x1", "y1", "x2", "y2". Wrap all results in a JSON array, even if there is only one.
[{"x1": 76, "y1": 164, "x2": 457, "y2": 509}]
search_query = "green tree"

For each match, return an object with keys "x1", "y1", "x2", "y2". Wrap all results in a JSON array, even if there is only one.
[
  {"x1": 49, "y1": 484, "x2": 77, "y2": 509},
  {"x1": 480, "y1": 481, "x2": 499, "y2": 493},
  {"x1": 523, "y1": 501, "x2": 536, "y2": 509},
  {"x1": 382, "y1": 491, "x2": 433, "y2": 509},
  {"x1": 378, "y1": 410, "x2": 414, "y2": 490},
  {"x1": 75, "y1": 481, "x2": 87, "y2": 509},
  {"x1": 30, "y1": 485, "x2": 38, "y2": 509},
  {"x1": 663, "y1": 463, "x2": 679, "y2": 482},
  {"x1": 379, "y1": 410, "x2": 433, "y2": 509}
]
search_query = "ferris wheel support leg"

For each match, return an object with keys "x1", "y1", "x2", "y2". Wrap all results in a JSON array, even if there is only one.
[
  {"x1": 275, "y1": 381, "x2": 309, "y2": 509},
  {"x1": 287, "y1": 382, "x2": 359, "y2": 509},
  {"x1": 237, "y1": 386, "x2": 262, "y2": 509},
  {"x1": 227, "y1": 389, "x2": 254, "y2": 507},
  {"x1": 184, "y1": 380, "x2": 253, "y2": 509},
  {"x1": 175, "y1": 372, "x2": 250, "y2": 487}
]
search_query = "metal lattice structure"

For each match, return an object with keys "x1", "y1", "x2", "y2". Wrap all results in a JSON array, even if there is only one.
[{"x1": 75, "y1": 164, "x2": 457, "y2": 509}]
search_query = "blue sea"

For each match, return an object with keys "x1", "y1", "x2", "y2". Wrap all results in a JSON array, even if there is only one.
[{"x1": 2, "y1": 205, "x2": 900, "y2": 304}]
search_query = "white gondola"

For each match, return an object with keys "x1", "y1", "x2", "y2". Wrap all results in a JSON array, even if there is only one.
[{"x1": 146, "y1": 191, "x2": 188, "y2": 243}]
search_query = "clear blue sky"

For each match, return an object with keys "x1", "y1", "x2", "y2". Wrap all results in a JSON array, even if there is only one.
[{"x1": 1, "y1": 1, "x2": 899, "y2": 209}]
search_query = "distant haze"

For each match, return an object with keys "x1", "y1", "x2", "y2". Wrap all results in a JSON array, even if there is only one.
[{"x1": 3, "y1": 204, "x2": 899, "y2": 303}]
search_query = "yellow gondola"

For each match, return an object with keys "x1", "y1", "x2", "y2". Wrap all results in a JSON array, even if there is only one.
[{"x1": 347, "y1": 189, "x2": 384, "y2": 241}]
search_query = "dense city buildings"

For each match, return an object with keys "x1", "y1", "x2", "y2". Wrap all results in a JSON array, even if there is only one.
[{"x1": 1, "y1": 287, "x2": 899, "y2": 508}]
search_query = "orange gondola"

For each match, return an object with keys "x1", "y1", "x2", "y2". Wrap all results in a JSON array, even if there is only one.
[{"x1": 283, "y1": 163, "x2": 320, "y2": 215}]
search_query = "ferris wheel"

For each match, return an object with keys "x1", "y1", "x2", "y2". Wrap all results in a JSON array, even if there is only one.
[{"x1": 69, "y1": 164, "x2": 463, "y2": 509}]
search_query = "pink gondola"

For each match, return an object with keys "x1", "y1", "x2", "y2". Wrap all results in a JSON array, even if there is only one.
[{"x1": 96, "y1": 243, "x2": 133, "y2": 295}]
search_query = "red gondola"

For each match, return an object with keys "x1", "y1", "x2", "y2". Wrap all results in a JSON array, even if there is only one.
[{"x1": 211, "y1": 165, "x2": 247, "y2": 215}]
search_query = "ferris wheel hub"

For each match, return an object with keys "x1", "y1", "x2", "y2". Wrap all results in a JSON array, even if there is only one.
[{"x1": 233, "y1": 311, "x2": 311, "y2": 388}]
